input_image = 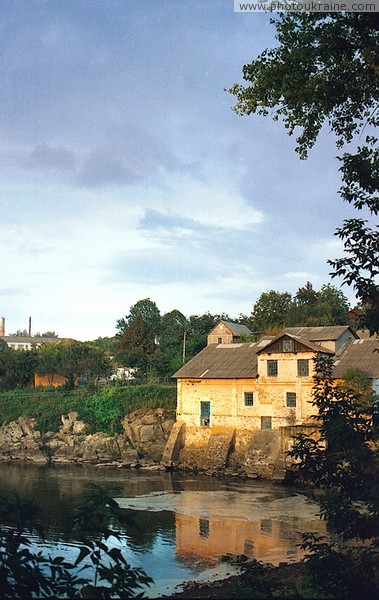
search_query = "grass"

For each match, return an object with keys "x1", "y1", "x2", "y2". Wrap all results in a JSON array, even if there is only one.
[{"x1": 0, "y1": 383, "x2": 177, "y2": 434}]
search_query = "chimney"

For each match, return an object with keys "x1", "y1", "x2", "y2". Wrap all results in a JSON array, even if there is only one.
[
  {"x1": 28, "y1": 316, "x2": 32, "y2": 337},
  {"x1": 0, "y1": 317, "x2": 4, "y2": 337}
]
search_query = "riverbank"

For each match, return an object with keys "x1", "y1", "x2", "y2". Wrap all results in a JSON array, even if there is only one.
[{"x1": 157, "y1": 561, "x2": 309, "y2": 599}]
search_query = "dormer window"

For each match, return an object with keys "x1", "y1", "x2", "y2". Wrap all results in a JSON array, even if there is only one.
[{"x1": 282, "y1": 338, "x2": 293, "y2": 352}]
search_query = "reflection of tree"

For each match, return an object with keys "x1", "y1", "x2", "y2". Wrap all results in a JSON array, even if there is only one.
[{"x1": 124, "y1": 510, "x2": 175, "y2": 552}]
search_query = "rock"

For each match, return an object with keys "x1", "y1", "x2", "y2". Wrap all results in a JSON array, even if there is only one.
[{"x1": 0, "y1": 408, "x2": 175, "y2": 467}]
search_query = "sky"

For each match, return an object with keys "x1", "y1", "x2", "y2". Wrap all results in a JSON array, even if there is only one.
[{"x1": 0, "y1": 0, "x2": 366, "y2": 341}]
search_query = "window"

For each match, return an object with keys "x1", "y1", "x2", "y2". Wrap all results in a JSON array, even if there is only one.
[
  {"x1": 261, "y1": 519, "x2": 272, "y2": 533},
  {"x1": 244, "y1": 539, "x2": 254, "y2": 555},
  {"x1": 199, "y1": 518, "x2": 209, "y2": 538},
  {"x1": 286, "y1": 392, "x2": 296, "y2": 408},
  {"x1": 261, "y1": 417, "x2": 272, "y2": 430},
  {"x1": 297, "y1": 359, "x2": 309, "y2": 376},
  {"x1": 282, "y1": 338, "x2": 293, "y2": 352},
  {"x1": 200, "y1": 401, "x2": 210, "y2": 427},
  {"x1": 267, "y1": 360, "x2": 278, "y2": 377},
  {"x1": 218, "y1": 337, "x2": 222, "y2": 343},
  {"x1": 244, "y1": 392, "x2": 254, "y2": 406}
]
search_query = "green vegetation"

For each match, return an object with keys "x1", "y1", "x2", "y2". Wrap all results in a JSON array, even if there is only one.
[
  {"x1": 287, "y1": 354, "x2": 379, "y2": 599},
  {"x1": 0, "y1": 484, "x2": 152, "y2": 599},
  {"x1": 0, "y1": 384, "x2": 176, "y2": 435},
  {"x1": 248, "y1": 282, "x2": 351, "y2": 336},
  {"x1": 1, "y1": 282, "x2": 355, "y2": 389},
  {"x1": 229, "y1": 12, "x2": 378, "y2": 335}
]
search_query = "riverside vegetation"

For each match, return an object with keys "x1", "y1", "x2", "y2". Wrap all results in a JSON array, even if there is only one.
[{"x1": 0, "y1": 383, "x2": 176, "y2": 436}]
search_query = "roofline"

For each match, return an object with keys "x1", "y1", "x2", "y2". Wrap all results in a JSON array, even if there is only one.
[{"x1": 256, "y1": 332, "x2": 335, "y2": 355}]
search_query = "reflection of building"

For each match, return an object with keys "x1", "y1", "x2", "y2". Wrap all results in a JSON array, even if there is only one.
[{"x1": 175, "y1": 512, "x2": 326, "y2": 567}]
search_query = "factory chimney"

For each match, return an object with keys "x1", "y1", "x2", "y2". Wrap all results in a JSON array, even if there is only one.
[
  {"x1": 0, "y1": 317, "x2": 4, "y2": 337},
  {"x1": 28, "y1": 316, "x2": 32, "y2": 337}
]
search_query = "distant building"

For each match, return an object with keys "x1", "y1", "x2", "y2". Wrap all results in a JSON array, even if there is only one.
[
  {"x1": 1, "y1": 335, "x2": 62, "y2": 351},
  {"x1": 207, "y1": 320, "x2": 253, "y2": 345}
]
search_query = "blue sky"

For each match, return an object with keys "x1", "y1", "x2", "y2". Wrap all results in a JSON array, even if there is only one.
[{"x1": 0, "y1": 0, "x2": 363, "y2": 340}]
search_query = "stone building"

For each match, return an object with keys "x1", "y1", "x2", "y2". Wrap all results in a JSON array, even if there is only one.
[{"x1": 162, "y1": 325, "x2": 378, "y2": 479}]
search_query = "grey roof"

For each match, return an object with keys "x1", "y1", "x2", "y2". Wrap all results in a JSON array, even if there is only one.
[
  {"x1": 3, "y1": 336, "x2": 62, "y2": 344},
  {"x1": 173, "y1": 342, "x2": 261, "y2": 379},
  {"x1": 213, "y1": 320, "x2": 252, "y2": 337},
  {"x1": 174, "y1": 330, "x2": 377, "y2": 381},
  {"x1": 333, "y1": 338, "x2": 379, "y2": 379},
  {"x1": 283, "y1": 326, "x2": 357, "y2": 341},
  {"x1": 256, "y1": 332, "x2": 334, "y2": 355}
]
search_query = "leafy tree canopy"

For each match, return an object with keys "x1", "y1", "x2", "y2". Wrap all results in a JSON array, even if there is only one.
[
  {"x1": 250, "y1": 282, "x2": 351, "y2": 334},
  {"x1": 229, "y1": 12, "x2": 378, "y2": 333},
  {"x1": 116, "y1": 298, "x2": 161, "y2": 338}
]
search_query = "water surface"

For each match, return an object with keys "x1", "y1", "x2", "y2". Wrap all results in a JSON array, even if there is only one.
[{"x1": 0, "y1": 462, "x2": 325, "y2": 597}]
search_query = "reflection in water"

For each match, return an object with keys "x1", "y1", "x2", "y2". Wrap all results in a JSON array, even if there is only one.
[
  {"x1": 0, "y1": 462, "x2": 326, "y2": 596},
  {"x1": 174, "y1": 509, "x2": 320, "y2": 568}
]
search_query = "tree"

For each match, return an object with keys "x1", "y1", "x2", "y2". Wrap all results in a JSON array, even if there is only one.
[
  {"x1": 250, "y1": 290, "x2": 293, "y2": 334},
  {"x1": 8, "y1": 329, "x2": 29, "y2": 337},
  {"x1": 54, "y1": 341, "x2": 113, "y2": 388},
  {"x1": 36, "y1": 343, "x2": 61, "y2": 385},
  {"x1": 34, "y1": 331, "x2": 58, "y2": 338},
  {"x1": 229, "y1": 13, "x2": 378, "y2": 333},
  {"x1": 340, "y1": 367, "x2": 377, "y2": 413},
  {"x1": 3, "y1": 349, "x2": 38, "y2": 389},
  {"x1": 285, "y1": 282, "x2": 351, "y2": 327},
  {"x1": 115, "y1": 315, "x2": 156, "y2": 374},
  {"x1": 295, "y1": 281, "x2": 318, "y2": 307},
  {"x1": 158, "y1": 310, "x2": 189, "y2": 375},
  {"x1": 288, "y1": 354, "x2": 379, "y2": 599},
  {"x1": 116, "y1": 298, "x2": 161, "y2": 339},
  {"x1": 317, "y1": 283, "x2": 351, "y2": 325}
]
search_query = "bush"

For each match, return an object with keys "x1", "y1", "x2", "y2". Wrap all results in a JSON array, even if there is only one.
[{"x1": 0, "y1": 384, "x2": 177, "y2": 435}]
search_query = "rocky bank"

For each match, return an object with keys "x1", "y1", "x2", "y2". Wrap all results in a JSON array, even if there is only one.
[{"x1": 0, "y1": 410, "x2": 175, "y2": 467}]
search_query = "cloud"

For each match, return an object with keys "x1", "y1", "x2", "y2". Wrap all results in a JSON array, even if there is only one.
[
  {"x1": 74, "y1": 126, "x2": 182, "y2": 188},
  {"x1": 0, "y1": 287, "x2": 26, "y2": 297},
  {"x1": 107, "y1": 248, "x2": 214, "y2": 285},
  {"x1": 20, "y1": 143, "x2": 76, "y2": 171}
]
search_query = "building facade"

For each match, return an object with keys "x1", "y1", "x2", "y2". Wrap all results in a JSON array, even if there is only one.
[{"x1": 162, "y1": 325, "x2": 377, "y2": 478}]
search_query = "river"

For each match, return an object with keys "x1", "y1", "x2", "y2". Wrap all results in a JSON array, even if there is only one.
[{"x1": 0, "y1": 462, "x2": 325, "y2": 597}]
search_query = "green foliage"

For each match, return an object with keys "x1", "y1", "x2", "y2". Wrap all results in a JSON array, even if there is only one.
[
  {"x1": 0, "y1": 387, "x2": 86, "y2": 432},
  {"x1": 250, "y1": 282, "x2": 351, "y2": 334},
  {"x1": 288, "y1": 353, "x2": 379, "y2": 598},
  {"x1": 115, "y1": 315, "x2": 157, "y2": 373},
  {"x1": 229, "y1": 13, "x2": 378, "y2": 334},
  {"x1": 116, "y1": 298, "x2": 161, "y2": 338},
  {"x1": 50, "y1": 341, "x2": 113, "y2": 388},
  {"x1": 0, "y1": 349, "x2": 38, "y2": 391},
  {"x1": 0, "y1": 486, "x2": 152, "y2": 598},
  {"x1": 341, "y1": 367, "x2": 377, "y2": 413},
  {"x1": 229, "y1": 13, "x2": 377, "y2": 157},
  {"x1": 299, "y1": 533, "x2": 379, "y2": 600},
  {"x1": 0, "y1": 384, "x2": 176, "y2": 435},
  {"x1": 250, "y1": 290, "x2": 292, "y2": 334}
]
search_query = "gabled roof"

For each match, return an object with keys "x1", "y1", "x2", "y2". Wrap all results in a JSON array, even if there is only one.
[
  {"x1": 333, "y1": 338, "x2": 379, "y2": 379},
  {"x1": 210, "y1": 320, "x2": 252, "y2": 337},
  {"x1": 256, "y1": 332, "x2": 335, "y2": 355},
  {"x1": 283, "y1": 326, "x2": 358, "y2": 342},
  {"x1": 173, "y1": 342, "x2": 261, "y2": 379}
]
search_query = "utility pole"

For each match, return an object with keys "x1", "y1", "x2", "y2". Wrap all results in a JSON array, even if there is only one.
[{"x1": 182, "y1": 330, "x2": 186, "y2": 363}]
